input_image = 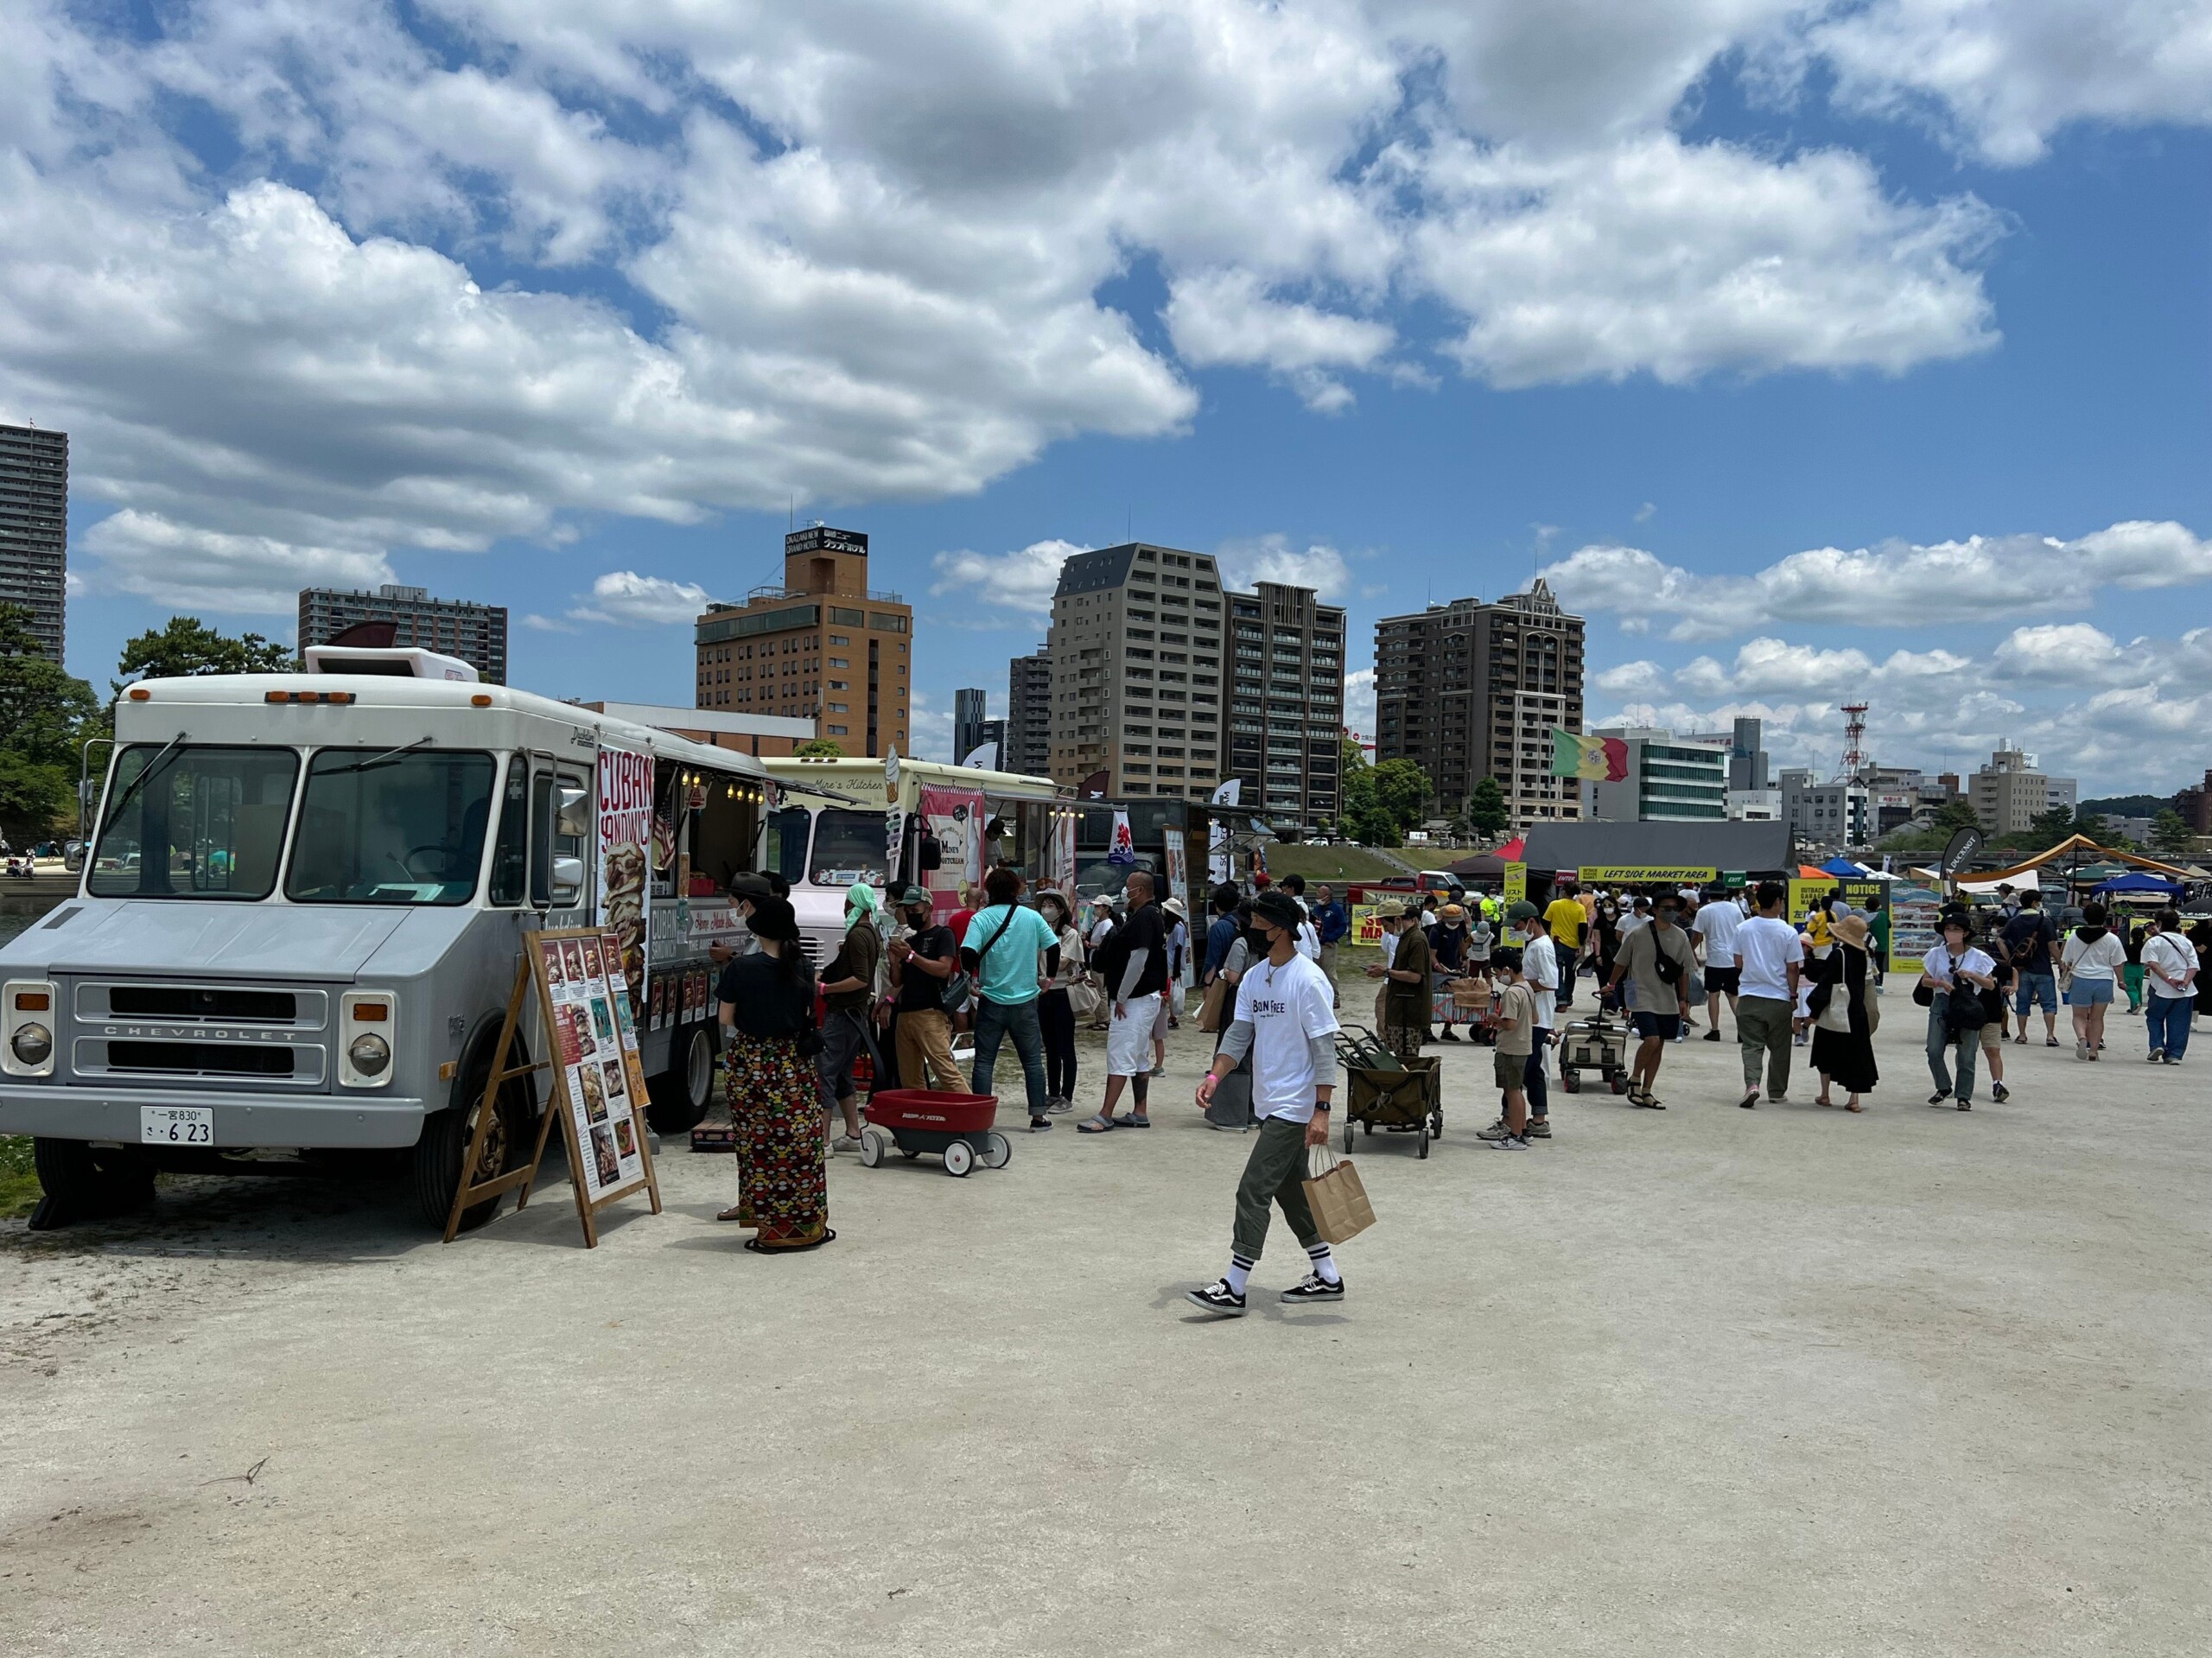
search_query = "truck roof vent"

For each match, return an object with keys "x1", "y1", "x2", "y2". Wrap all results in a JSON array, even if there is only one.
[{"x1": 302, "y1": 644, "x2": 480, "y2": 682}]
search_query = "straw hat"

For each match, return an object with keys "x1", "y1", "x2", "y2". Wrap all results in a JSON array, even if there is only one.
[{"x1": 1833, "y1": 912, "x2": 1871, "y2": 949}]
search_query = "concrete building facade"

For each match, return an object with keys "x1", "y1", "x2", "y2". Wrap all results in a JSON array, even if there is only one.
[
  {"x1": 1374, "y1": 581, "x2": 1585, "y2": 829},
  {"x1": 0, "y1": 422, "x2": 70, "y2": 661},
  {"x1": 692, "y1": 525, "x2": 911, "y2": 757},
  {"x1": 1780, "y1": 769, "x2": 1873, "y2": 847},
  {"x1": 1221, "y1": 581, "x2": 1345, "y2": 831},
  {"x1": 1583, "y1": 728, "x2": 1728, "y2": 823},
  {"x1": 1045, "y1": 543, "x2": 1226, "y2": 800},
  {"x1": 299, "y1": 582, "x2": 507, "y2": 683},
  {"x1": 1969, "y1": 744, "x2": 2075, "y2": 835},
  {"x1": 1005, "y1": 649, "x2": 1052, "y2": 778}
]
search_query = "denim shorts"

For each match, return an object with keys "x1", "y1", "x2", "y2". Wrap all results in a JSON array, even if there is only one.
[
  {"x1": 2014, "y1": 972, "x2": 2057, "y2": 1014},
  {"x1": 2065, "y1": 977, "x2": 2113, "y2": 1007}
]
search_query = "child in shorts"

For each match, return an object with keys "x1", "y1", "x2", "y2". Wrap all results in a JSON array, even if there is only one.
[{"x1": 1484, "y1": 949, "x2": 1535, "y2": 1150}]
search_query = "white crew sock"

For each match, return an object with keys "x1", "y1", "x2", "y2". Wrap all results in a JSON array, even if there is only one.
[
  {"x1": 1306, "y1": 1242, "x2": 1340, "y2": 1285},
  {"x1": 1225, "y1": 1254, "x2": 1255, "y2": 1295}
]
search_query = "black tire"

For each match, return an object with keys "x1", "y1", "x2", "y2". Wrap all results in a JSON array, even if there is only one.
[
  {"x1": 411, "y1": 1030, "x2": 533, "y2": 1232},
  {"x1": 646, "y1": 1024, "x2": 716, "y2": 1135},
  {"x1": 1417, "y1": 1125, "x2": 1429, "y2": 1159},
  {"x1": 1342, "y1": 1119, "x2": 1354, "y2": 1153},
  {"x1": 27, "y1": 1137, "x2": 156, "y2": 1231},
  {"x1": 1561, "y1": 1070, "x2": 1581, "y2": 1094}
]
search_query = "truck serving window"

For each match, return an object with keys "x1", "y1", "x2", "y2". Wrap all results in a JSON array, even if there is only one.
[
  {"x1": 285, "y1": 748, "x2": 496, "y2": 905},
  {"x1": 805, "y1": 808, "x2": 887, "y2": 888},
  {"x1": 89, "y1": 745, "x2": 299, "y2": 899}
]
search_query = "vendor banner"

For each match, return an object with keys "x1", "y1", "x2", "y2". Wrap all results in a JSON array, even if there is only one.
[
  {"x1": 1577, "y1": 865, "x2": 1718, "y2": 885},
  {"x1": 595, "y1": 745, "x2": 654, "y2": 1003},
  {"x1": 1163, "y1": 833, "x2": 1188, "y2": 920},
  {"x1": 1887, "y1": 883, "x2": 1943, "y2": 975},
  {"x1": 918, "y1": 784, "x2": 984, "y2": 923},
  {"x1": 1351, "y1": 903, "x2": 1384, "y2": 946}
]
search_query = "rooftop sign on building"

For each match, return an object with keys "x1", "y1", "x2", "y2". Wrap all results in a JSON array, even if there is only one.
[{"x1": 785, "y1": 525, "x2": 868, "y2": 557}]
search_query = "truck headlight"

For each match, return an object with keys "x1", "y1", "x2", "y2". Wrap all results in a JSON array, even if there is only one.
[
  {"x1": 3, "y1": 980, "x2": 57, "y2": 1077},
  {"x1": 11, "y1": 1022, "x2": 51, "y2": 1064},
  {"x1": 339, "y1": 990, "x2": 397, "y2": 1088}
]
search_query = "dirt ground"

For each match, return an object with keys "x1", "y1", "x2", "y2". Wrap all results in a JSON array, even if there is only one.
[{"x1": 3, "y1": 990, "x2": 2207, "y2": 1657}]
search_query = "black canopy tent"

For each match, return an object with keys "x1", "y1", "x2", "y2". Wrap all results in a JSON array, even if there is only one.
[{"x1": 1518, "y1": 822, "x2": 1798, "y2": 882}]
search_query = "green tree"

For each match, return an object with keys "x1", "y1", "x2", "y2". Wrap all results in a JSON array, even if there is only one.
[
  {"x1": 1338, "y1": 742, "x2": 1396, "y2": 846},
  {"x1": 2071, "y1": 810, "x2": 2110, "y2": 843},
  {"x1": 0, "y1": 606, "x2": 100, "y2": 772},
  {"x1": 1370, "y1": 758, "x2": 1432, "y2": 837},
  {"x1": 0, "y1": 750, "x2": 75, "y2": 842},
  {"x1": 793, "y1": 737, "x2": 845, "y2": 759},
  {"x1": 2026, "y1": 804, "x2": 2078, "y2": 844},
  {"x1": 1465, "y1": 775, "x2": 1510, "y2": 838},
  {"x1": 2151, "y1": 809, "x2": 2192, "y2": 854},
  {"x1": 115, "y1": 616, "x2": 296, "y2": 693},
  {"x1": 1933, "y1": 798, "x2": 1983, "y2": 835}
]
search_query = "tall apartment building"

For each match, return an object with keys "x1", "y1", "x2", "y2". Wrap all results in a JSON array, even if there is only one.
[
  {"x1": 0, "y1": 422, "x2": 69, "y2": 660},
  {"x1": 1585, "y1": 728, "x2": 1729, "y2": 823},
  {"x1": 1373, "y1": 581, "x2": 1584, "y2": 828},
  {"x1": 299, "y1": 582, "x2": 508, "y2": 683},
  {"x1": 1221, "y1": 582, "x2": 1344, "y2": 830},
  {"x1": 952, "y1": 688, "x2": 990, "y2": 764},
  {"x1": 1969, "y1": 743, "x2": 2076, "y2": 835},
  {"x1": 1046, "y1": 543, "x2": 1225, "y2": 799},
  {"x1": 693, "y1": 525, "x2": 911, "y2": 756},
  {"x1": 1005, "y1": 648, "x2": 1052, "y2": 777}
]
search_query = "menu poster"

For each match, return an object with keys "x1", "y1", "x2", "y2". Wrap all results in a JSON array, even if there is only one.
[
  {"x1": 533, "y1": 932, "x2": 645, "y2": 1204},
  {"x1": 601, "y1": 931, "x2": 655, "y2": 1109}
]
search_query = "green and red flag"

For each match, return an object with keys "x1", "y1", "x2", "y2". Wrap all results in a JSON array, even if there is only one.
[{"x1": 1551, "y1": 727, "x2": 1629, "y2": 782}]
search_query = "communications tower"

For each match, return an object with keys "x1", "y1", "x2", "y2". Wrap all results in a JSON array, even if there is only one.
[{"x1": 1840, "y1": 702, "x2": 1869, "y2": 782}]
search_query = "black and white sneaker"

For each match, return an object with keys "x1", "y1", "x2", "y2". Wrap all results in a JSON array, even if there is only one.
[
  {"x1": 1281, "y1": 1273, "x2": 1344, "y2": 1303},
  {"x1": 1185, "y1": 1280, "x2": 1248, "y2": 1317}
]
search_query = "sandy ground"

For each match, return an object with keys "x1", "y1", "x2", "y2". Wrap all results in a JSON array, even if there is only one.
[{"x1": 3, "y1": 990, "x2": 2208, "y2": 1657}]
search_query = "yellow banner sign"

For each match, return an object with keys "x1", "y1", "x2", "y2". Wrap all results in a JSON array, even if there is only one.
[
  {"x1": 1351, "y1": 903, "x2": 1385, "y2": 947},
  {"x1": 1575, "y1": 865, "x2": 1717, "y2": 884},
  {"x1": 1502, "y1": 862, "x2": 1527, "y2": 905}
]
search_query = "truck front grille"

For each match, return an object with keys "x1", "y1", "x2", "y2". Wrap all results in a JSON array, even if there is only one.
[
  {"x1": 109, "y1": 986, "x2": 299, "y2": 1022},
  {"x1": 106, "y1": 1041, "x2": 297, "y2": 1077}
]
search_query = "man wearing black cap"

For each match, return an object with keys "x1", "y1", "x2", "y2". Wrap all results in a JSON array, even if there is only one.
[{"x1": 1186, "y1": 888, "x2": 1345, "y2": 1316}]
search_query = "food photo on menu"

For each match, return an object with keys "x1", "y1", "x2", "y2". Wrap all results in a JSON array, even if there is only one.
[
  {"x1": 601, "y1": 1058, "x2": 627, "y2": 1107},
  {"x1": 560, "y1": 940, "x2": 588, "y2": 989},
  {"x1": 579, "y1": 1061, "x2": 607, "y2": 1124},
  {"x1": 614, "y1": 1118, "x2": 636, "y2": 1158},
  {"x1": 589, "y1": 1125, "x2": 621, "y2": 1188},
  {"x1": 555, "y1": 1004, "x2": 585, "y2": 1065}
]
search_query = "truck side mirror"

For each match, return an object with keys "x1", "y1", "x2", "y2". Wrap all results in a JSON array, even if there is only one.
[
  {"x1": 556, "y1": 788, "x2": 591, "y2": 837},
  {"x1": 550, "y1": 856, "x2": 586, "y2": 908}
]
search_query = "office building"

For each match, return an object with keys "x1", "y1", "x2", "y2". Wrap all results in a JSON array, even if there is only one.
[
  {"x1": 1045, "y1": 543, "x2": 1226, "y2": 799},
  {"x1": 575, "y1": 702, "x2": 816, "y2": 759},
  {"x1": 1687, "y1": 716, "x2": 1770, "y2": 791},
  {"x1": 299, "y1": 582, "x2": 507, "y2": 683},
  {"x1": 963, "y1": 717, "x2": 1007, "y2": 771},
  {"x1": 1005, "y1": 648, "x2": 1052, "y2": 777},
  {"x1": 1584, "y1": 727, "x2": 1728, "y2": 823},
  {"x1": 2177, "y1": 770, "x2": 2212, "y2": 835},
  {"x1": 1373, "y1": 581, "x2": 1585, "y2": 828},
  {"x1": 1727, "y1": 788, "x2": 1782, "y2": 822},
  {"x1": 693, "y1": 524, "x2": 911, "y2": 757},
  {"x1": 953, "y1": 688, "x2": 990, "y2": 764},
  {"x1": 0, "y1": 422, "x2": 69, "y2": 659},
  {"x1": 1969, "y1": 744, "x2": 2075, "y2": 836},
  {"x1": 1220, "y1": 581, "x2": 1345, "y2": 831},
  {"x1": 1780, "y1": 768, "x2": 1872, "y2": 846}
]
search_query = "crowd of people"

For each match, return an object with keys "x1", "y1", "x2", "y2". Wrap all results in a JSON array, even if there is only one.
[{"x1": 701, "y1": 861, "x2": 2205, "y2": 1274}]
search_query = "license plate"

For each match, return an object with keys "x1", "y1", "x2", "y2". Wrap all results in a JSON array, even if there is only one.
[{"x1": 141, "y1": 1105, "x2": 214, "y2": 1146}]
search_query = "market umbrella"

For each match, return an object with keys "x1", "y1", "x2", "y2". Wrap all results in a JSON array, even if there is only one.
[{"x1": 1820, "y1": 856, "x2": 1869, "y2": 877}]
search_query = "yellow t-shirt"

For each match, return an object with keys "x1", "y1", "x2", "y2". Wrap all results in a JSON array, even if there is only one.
[
  {"x1": 1806, "y1": 910, "x2": 1832, "y2": 950},
  {"x1": 1544, "y1": 898, "x2": 1586, "y2": 950}
]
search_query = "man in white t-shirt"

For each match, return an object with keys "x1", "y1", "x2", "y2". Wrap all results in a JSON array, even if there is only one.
[
  {"x1": 1692, "y1": 893, "x2": 1744, "y2": 1041},
  {"x1": 1187, "y1": 889, "x2": 1345, "y2": 1317},
  {"x1": 1514, "y1": 903, "x2": 1558, "y2": 1138},
  {"x1": 2141, "y1": 908, "x2": 2199, "y2": 1064},
  {"x1": 1732, "y1": 880, "x2": 1804, "y2": 1109}
]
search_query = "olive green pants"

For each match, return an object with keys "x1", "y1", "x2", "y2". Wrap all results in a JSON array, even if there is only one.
[{"x1": 1232, "y1": 1115, "x2": 1321, "y2": 1261}]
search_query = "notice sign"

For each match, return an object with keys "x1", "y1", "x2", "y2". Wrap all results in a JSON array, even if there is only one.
[{"x1": 597, "y1": 746, "x2": 654, "y2": 1005}]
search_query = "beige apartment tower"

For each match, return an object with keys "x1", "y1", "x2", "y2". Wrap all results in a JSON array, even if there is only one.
[{"x1": 694, "y1": 526, "x2": 911, "y2": 757}]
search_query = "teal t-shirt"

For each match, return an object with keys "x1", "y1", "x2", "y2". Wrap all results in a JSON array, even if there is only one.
[{"x1": 961, "y1": 904, "x2": 1058, "y2": 1006}]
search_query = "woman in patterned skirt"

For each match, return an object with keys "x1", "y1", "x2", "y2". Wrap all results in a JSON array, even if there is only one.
[{"x1": 714, "y1": 896, "x2": 830, "y2": 1252}]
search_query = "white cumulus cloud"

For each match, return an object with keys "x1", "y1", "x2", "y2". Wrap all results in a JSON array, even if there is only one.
[
  {"x1": 568, "y1": 571, "x2": 716, "y2": 627},
  {"x1": 929, "y1": 539, "x2": 1091, "y2": 617},
  {"x1": 1217, "y1": 535, "x2": 1354, "y2": 601}
]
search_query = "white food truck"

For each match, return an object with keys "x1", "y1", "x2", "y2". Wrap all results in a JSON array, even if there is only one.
[
  {"x1": 757, "y1": 755, "x2": 1074, "y2": 959},
  {"x1": 0, "y1": 646, "x2": 790, "y2": 1232}
]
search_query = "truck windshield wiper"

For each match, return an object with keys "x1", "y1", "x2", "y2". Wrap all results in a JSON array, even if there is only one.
[
  {"x1": 321, "y1": 736, "x2": 433, "y2": 776},
  {"x1": 101, "y1": 731, "x2": 188, "y2": 826}
]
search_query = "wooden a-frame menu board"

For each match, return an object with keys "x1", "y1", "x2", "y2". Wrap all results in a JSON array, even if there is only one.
[{"x1": 443, "y1": 927, "x2": 664, "y2": 1247}]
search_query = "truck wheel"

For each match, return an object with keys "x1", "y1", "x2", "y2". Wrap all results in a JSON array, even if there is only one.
[
  {"x1": 27, "y1": 1138, "x2": 156, "y2": 1231},
  {"x1": 412, "y1": 1033, "x2": 533, "y2": 1231},
  {"x1": 646, "y1": 1024, "x2": 716, "y2": 1135}
]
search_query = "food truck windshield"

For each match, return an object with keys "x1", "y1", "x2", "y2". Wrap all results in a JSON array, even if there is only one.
[
  {"x1": 762, "y1": 804, "x2": 888, "y2": 890},
  {"x1": 87, "y1": 741, "x2": 500, "y2": 906}
]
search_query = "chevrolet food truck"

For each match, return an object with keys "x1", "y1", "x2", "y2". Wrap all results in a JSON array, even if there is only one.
[{"x1": 0, "y1": 646, "x2": 785, "y2": 1232}]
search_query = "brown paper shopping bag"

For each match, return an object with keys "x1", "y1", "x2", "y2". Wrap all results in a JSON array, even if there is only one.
[{"x1": 1302, "y1": 1145, "x2": 1375, "y2": 1245}]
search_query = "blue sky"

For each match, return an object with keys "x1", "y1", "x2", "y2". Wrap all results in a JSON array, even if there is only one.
[{"x1": 12, "y1": 2, "x2": 2211, "y2": 791}]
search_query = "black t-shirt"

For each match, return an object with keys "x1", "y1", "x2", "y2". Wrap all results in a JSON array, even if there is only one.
[
  {"x1": 1092, "y1": 903, "x2": 1169, "y2": 998},
  {"x1": 2000, "y1": 911, "x2": 2056, "y2": 974},
  {"x1": 715, "y1": 952, "x2": 817, "y2": 1038},
  {"x1": 896, "y1": 924, "x2": 957, "y2": 1013}
]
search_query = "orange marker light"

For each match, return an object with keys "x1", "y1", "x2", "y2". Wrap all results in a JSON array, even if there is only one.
[
  {"x1": 13, "y1": 992, "x2": 49, "y2": 1011},
  {"x1": 352, "y1": 1002, "x2": 389, "y2": 1022}
]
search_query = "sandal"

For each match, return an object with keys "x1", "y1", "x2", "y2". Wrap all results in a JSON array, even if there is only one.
[
  {"x1": 1077, "y1": 1115, "x2": 1117, "y2": 1134},
  {"x1": 1844, "y1": 1101, "x2": 1864, "y2": 1112},
  {"x1": 1816, "y1": 1095, "x2": 1834, "y2": 1109},
  {"x1": 746, "y1": 1229, "x2": 836, "y2": 1254}
]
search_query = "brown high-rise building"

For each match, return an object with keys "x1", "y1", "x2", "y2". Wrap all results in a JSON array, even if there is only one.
[
  {"x1": 693, "y1": 525, "x2": 911, "y2": 756},
  {"x1": 1372, "y1": 580, "x2": 1585, "y2": 829},
  {"x1": 1006, "y1": 648, "x2": 1052, "y2": 777}
]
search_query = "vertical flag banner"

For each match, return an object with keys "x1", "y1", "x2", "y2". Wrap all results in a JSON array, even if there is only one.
[
  {"x1": 1052, "y1": 809, "x2": 1077, "y2": 892},
  {"x1": 1107, "y1": 809, "x2": 1136, "y2": 866},
  {"x1": 1207, "y1": 777, "x2": 1241, "y2": 884},
  {"x1": 595, "y1": 745, "x2": 654, "y2": 1002},
  {"x1": 1551, "y1": 727, "x2": 1629, "y2": 782}
]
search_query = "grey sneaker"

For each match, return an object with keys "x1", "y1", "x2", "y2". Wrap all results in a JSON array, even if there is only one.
[
  {"x1": 1476, "y1": 1118, "x2": 1514, "y2": 1141},
  {"x1": 1524, "y1": 1119, "x2": 1552, "y2": 1139},
  {"x1": 831, "y1": 1134, "x2": 864, "y2": 1155}
]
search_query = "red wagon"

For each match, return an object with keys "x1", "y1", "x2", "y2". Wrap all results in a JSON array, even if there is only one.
[{"x1": 860, "y1": 1089, "x2": 1011, "y2": 1178}]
